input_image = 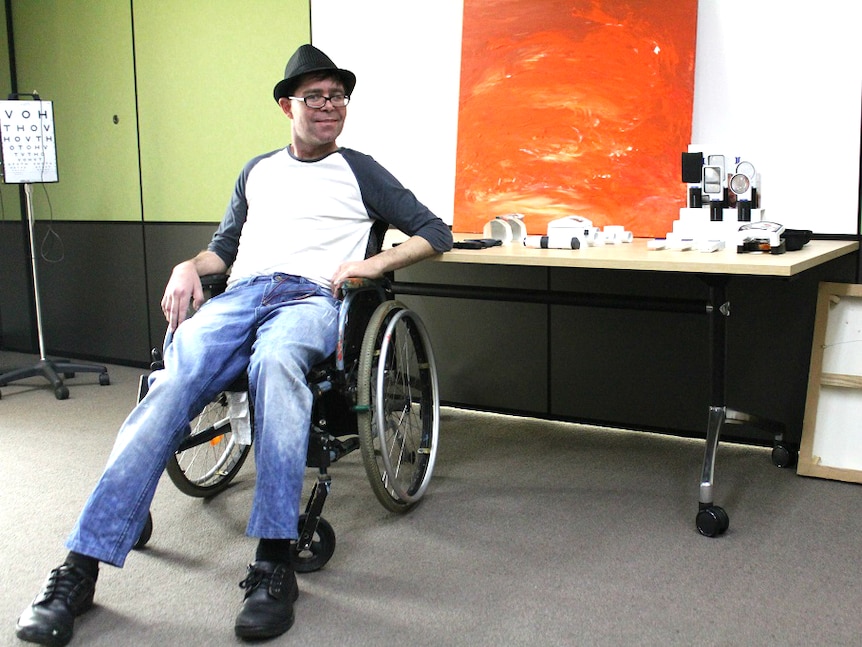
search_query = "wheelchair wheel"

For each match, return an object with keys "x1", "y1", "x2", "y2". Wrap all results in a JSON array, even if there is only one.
[
  {"x1": 357, "y1": 301, "x2": 439, "y2": 513},
  {"x1": 166, "y1": 391, "x2": 251, "y2": 497},
  {"x1": 292, "y1": 514, "x2": 336, "y2": 573}
]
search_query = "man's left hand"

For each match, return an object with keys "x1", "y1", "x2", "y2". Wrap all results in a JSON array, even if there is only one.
[{"x1": 330, "y1": 259, "x2": 381, "y2": 297}]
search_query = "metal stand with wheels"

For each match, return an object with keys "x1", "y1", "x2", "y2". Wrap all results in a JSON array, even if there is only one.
[
  {"x1": 0, "y1": 95, "x2": 109, "y2": 400},
  {"x1": 0, "y1": 183, "x2": 109, "y2": 400}
]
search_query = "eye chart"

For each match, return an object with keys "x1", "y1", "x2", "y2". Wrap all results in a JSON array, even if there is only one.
[{"x1": 0, "y1": 99, "x2": 59, "y2": 184}]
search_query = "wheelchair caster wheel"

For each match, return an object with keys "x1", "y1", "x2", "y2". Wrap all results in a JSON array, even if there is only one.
[
  {"x1": 292, "y1": 514, "x2": 335, "y2": 573},
  {"x1": 134, "y1": 512, "x2": 153, "y2": 549},
  {"x1": 99, "y1": 373, "x2": 110, "y2": 386},
  {"x1": 771, "y1": 443, "x2": 797, "y2": 468},
  {"x1": 696, "y1": 505, "x2": 729, "y2": 537},
  {"x1": 54, "y1": 385, "x2": 69, "y2": 400}
]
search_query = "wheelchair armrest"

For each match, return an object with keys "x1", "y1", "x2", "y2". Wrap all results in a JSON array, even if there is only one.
[
  {"x1": 341, "y1": 277, "x2": 391, "y2": 294},
  {"x1": 341, "y1": 277, "x2": 375, "y2": 292},
  {"x1": 200, "y1": 273, "x2": 229, "y2": 297}
]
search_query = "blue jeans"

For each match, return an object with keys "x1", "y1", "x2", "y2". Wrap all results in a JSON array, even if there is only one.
[{"x1": 66, "y1": 274, "x2": 340, "y2": 567}]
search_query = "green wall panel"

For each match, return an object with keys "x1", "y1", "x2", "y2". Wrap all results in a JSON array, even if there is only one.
[
  {"x1": 0, "y1": 0, "x2": 23, "y2": 222},
  {"x1": 10, "y1": 0, "x2": 141, "y2": 222},
  {"x1": 133, "y1": 1, "x2": 309, "y2": 223}
]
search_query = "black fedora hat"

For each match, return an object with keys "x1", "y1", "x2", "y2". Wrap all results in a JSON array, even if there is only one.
[{"x1": 273, "y1": 44, "x2": 356, "y2": 103}]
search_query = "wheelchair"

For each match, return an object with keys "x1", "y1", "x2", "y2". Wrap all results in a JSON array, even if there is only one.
[{"x1": 134, "y1": 275, "x2": 440, "y2": 572}]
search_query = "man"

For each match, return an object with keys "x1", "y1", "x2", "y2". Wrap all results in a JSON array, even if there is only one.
[{"x1": 15, "y1": 44, "x2": 452, "y2": 646}]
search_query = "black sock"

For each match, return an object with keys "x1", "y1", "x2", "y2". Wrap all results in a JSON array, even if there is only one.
[
  {"x1": 64, "y1": 551, "x2": 99, "y2": 581},
  {"x1": 255, "y1": 539, "x2": 293, "y2": 564}
]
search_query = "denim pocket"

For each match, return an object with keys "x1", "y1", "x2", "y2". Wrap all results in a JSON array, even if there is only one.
[{"x1": 261, "y1": 275, "x2": 323, "y2": 306}]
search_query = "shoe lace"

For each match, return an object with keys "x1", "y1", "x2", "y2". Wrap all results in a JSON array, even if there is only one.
[
  {"x1": 238, "y1": 565, "x2": 268, "y2": 594},
  {"x1": 37, "y1": 565, "x2": 86, "y2": 606}
]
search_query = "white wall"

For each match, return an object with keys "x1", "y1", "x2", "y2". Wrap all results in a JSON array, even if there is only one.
[
  {"x1": 311, "y1": 0, "x2": 463, "y2": 225},
  {"x1": 313, "y1": 0, "x2": 861, "y2": 234},
  {"x1": 692, "y1": 1, "x2": 862, "y2": 234}
]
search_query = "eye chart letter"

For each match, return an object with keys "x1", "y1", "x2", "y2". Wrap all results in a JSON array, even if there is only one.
[{"x1": 0, "y1": 100, "x2": 59, "y2": 184}]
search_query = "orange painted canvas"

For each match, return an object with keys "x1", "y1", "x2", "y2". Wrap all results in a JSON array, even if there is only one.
[{"x1": 454, "y1": 0, "x2": 698, "y2": 237}]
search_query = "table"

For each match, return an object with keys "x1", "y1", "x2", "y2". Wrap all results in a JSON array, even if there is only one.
[
  {"x1": 390, "y1": 234, "x2": 859, "y2": 536},
  {"x1": 437, "y1": 235, "x2": 856, "y2": 276}
]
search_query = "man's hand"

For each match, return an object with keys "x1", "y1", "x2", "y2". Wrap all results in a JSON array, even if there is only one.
[
  {"x1": 161, "y1": 260, "x2": 204, "y2": 332},
  {"x1": 330, "y1": 236, "x2": 437, "y2": 297},
  {"x1": 160, "y1": 251, "x2": 228, "y2": 331},
  {"x1": 330, "y1": 258, "x2": 382, "y2": 297}
]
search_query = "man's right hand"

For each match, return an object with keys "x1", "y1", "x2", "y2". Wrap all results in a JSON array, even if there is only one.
[{"x1": 161, "y1": 260, "x2": 204, "y2": 332}]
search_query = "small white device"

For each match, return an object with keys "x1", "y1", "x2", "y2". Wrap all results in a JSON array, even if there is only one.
[{"x1": 546, "y1": 215, "x2": 599, "y2": 246}]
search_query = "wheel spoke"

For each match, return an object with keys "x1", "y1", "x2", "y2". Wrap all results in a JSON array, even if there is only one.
[{"x1": 166, "y1": 392, "x2": 251, "y2": 497}]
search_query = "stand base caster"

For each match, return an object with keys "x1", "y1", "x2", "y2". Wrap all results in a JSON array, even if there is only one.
[{"x1": 696, "y1": 505, "x2": 729, "y2": 537}]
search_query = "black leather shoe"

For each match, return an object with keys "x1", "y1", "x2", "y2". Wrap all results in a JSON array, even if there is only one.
[
  {"x1": 16, "y1": 564, "x2": 96, "y2": 647},
  {"x1": 234, "y1": 561, "x2": 298, "y2": 640}
]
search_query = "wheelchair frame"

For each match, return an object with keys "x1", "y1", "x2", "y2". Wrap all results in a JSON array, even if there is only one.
[{"x1": 134, "y1": 277, "x2": 440, "y2": 572}]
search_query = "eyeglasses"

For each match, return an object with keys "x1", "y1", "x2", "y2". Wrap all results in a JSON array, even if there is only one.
[{"x1": 288, "y1": 93, "x2": 350, "y2": 109}]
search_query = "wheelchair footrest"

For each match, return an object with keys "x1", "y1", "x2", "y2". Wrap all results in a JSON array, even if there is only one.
[
  {"x1": 329, "y1": 434, "x2": 360, "y2": 462},
  {"x1": 307, "y1": 433, "x2": 360, "y2": 468}
]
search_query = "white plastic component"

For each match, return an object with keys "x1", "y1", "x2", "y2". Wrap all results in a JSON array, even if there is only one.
[
  {"x1": 483, "y1": 218, "x2": 513, "y2": 243},
  {"x1": 697, "y1": 240, "x2": 726, "y2": 253},
  {"x1": 501, "y1": 214, "x2": 527, "y2": 243}
]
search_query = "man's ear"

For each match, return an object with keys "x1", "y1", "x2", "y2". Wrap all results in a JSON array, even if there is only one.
[{"x1": 277, "y1": 97, "x2": 293, "y2": 117}]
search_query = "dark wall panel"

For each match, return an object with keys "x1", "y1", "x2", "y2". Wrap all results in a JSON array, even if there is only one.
[
  {"x1": 0, "y1": 220, "x2": 34, "y2": 350},
  {"x1": 143, "y1": 222, "x2": 219, "y2": 353},
  {"x1": 396, "y1": 262, "x2": 550, "y2": 412},
  {"x1": 35, "y1": 222, "x2": 149, "y2": 364},
  {"x1": 548, "y1": 267, "x2": 709, "y2": 434},
  {"x1": 2, "y1": 221, "x2": 222, "y2": 365},
  {"x1": 549, "y1": 302, "x2": 709, "y2": 432},
  {"x1": 400, "y1": 293, "x2": 548, "y2": 412}
]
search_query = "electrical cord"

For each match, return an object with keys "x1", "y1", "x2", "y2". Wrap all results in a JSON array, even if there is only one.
[{"x1": 38, "y1": 183, "x2": 64, "y2": 263}]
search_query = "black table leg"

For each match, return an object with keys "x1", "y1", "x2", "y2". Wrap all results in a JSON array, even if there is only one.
[{"x1": 695, "y1": 275, "x2": 788, "y2": 537}]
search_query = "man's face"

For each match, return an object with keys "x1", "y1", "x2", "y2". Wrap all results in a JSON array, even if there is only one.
[{"x1": 279, "y1": 76, "x2": 347, "y2": 158}]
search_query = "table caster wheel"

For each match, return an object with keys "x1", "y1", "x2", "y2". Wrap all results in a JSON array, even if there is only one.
[
  {"x1": 292, "y1": 514, "x2": 335, "y2": 573},
  {"x1": 134, "y1": 512, "x2": 153, "y2": 549},
  {"x1": 771, "y1": 442, "x2": 797, "y2": 468},
  {"x1": 696, "y1": 505, "x2": 729, "y2": 537}
]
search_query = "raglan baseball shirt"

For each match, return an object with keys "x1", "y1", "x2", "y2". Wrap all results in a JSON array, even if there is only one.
[{"x1": 207, "y1": 146, "x2": 452, "y2": 290}]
